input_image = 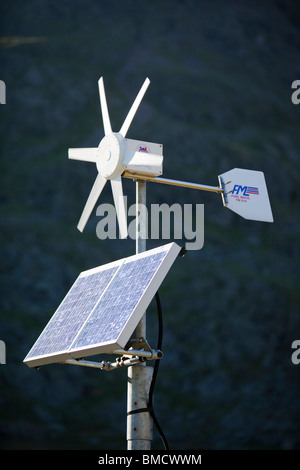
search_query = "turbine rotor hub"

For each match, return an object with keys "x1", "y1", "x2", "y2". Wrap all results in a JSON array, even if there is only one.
[{"x1": 97, "y1": 133, "x2": 125, "y2": 179}]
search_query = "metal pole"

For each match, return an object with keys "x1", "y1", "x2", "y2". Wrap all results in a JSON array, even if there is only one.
[
  {"x1": 126, "y1": 180, "x2": 154, "y2": 450},
  {"x1": 122, "y1": 171, "x2": 224, "y2": 194}
]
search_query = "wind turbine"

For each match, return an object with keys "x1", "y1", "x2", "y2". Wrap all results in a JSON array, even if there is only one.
[{"x1": 69, "y1": 77, "x2": 273, "y2": 238}]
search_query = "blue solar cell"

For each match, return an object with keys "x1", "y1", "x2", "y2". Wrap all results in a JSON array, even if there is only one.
[
  {"x1": 71, "y1": 251, "x2": 166, "y2": 350},
  {"x1": 25, "y1": 266, "x2": 118, "y2": 361}
]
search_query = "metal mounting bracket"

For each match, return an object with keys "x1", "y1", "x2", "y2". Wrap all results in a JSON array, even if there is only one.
[
  {"x1": 124, "y1": 337, "x2": 152, "y2": 353},
  {"x1": 62, "y1": 337, "x2": 163, "y2": 371},
  {"x1": 218, "y1": 175, "x2": 231, "y2": 206}
]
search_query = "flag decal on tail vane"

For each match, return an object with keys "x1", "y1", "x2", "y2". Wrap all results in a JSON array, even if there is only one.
[{"x1": 245, "y1": 186, "x2": 259, "y2": 195}]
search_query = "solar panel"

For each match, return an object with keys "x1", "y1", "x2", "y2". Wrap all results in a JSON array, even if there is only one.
[{"x1": 24, "y1": 242, "x2": 181, "y2": 368}]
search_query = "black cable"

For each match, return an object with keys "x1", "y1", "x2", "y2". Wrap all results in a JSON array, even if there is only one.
[{"x1": 146, "y1": 291, "x2": 169, "y2": 450}]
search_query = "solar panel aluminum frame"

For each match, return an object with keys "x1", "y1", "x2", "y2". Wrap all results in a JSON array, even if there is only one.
[{"x1": 24, "y1": 242, "x2": 181, "y2": 368}]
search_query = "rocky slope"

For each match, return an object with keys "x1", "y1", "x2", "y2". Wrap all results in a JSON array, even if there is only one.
[{"x1": 0, "y1": 0, "x2": 299, "y2": 449}]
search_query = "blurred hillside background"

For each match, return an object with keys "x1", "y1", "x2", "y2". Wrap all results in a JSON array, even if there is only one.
[{"x1": 0, "y1": 0, "x2": 299, "y2": 450}]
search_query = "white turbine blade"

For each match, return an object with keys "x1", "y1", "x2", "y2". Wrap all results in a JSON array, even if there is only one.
[
  {"x1": 98, "y1": 77, "x2": 112, "y2": 136},
  {"x1": 77, "y1": 173, "x2": 107, "y2": 232},
  {"x1": 119, "y1": 77, "x2": 150, "y2": 138},
  {"x1": 68, "y1": 148, "x2": 98, "y2": 162},
  {"x1": 111, "y1": 176, "x2": 128, "y2": 238}
]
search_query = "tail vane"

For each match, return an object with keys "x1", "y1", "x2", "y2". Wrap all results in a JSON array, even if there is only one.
[{"x1": 218, "y1": 168, "x2": 273, "y2": 223}]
